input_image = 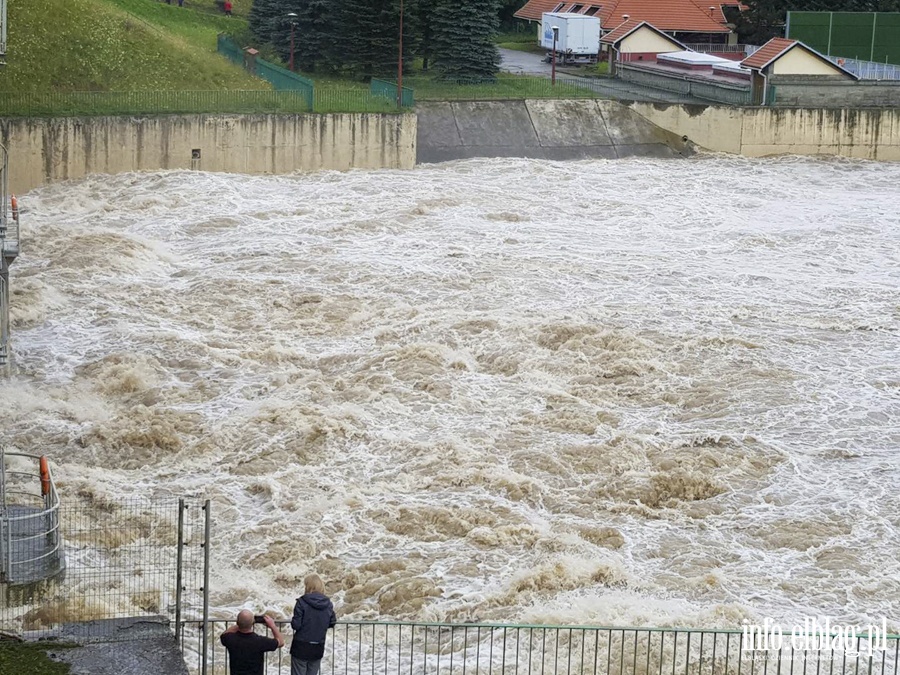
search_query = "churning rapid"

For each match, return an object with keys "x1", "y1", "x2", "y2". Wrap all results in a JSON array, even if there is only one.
[{"x1": 3, "y1": 157, "x2": 900, "y2": 630}]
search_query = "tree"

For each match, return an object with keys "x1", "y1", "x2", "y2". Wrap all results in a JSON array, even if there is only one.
[
  {"x1": 249, "y1": 0, "x2": 282, "y2": 43},
  {"x1": 336, "y1": 0, "x2": 416, "y2": 78},
  {"x1": 269, "y1": 0, "x2": 334, "y2": 72},
  {"x1": 431, "y1": 0, "x2": 501, "y2": 82}
]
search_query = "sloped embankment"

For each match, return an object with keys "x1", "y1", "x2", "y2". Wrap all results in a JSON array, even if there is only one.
[{"x1": 416, "y1": 99, "x2": 694, "y2": 163}]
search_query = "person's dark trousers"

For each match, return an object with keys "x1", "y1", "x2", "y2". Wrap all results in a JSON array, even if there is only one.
[{"x1": 291, "y1": 657, "x2": 321, "y2": 675}]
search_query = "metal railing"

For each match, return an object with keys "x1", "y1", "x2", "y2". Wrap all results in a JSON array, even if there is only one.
[
  {"x1": 371, "y1": 79, "x2": 415, "y2": 107},
  {"x1": 0, "y1": 89, "x2": 410, "y2": 117},
  {"x1": 826, "y1": 56, "x2": 900, "y2": 81},
  {"x1": 1, "y1": 498, "x2": 211, "y2": 640},
  {"x1": 406, "y1": 74, "x2": 607, "y2": 101},
  {"x1": 618, "y1": 64, "x2": 752, "y2": 105},
  {"x1": 179, "y1": 621, "x2": 900, "y2": 675},
  {"x1": 0, "y1": 141, "x2": 17, "y2": 258},
  {"x1": 0, "y1": 450, "x2": 63, "y2": 586},
  {"x1": 682, "y1": 43, "x2": 751, "y2": 55}
]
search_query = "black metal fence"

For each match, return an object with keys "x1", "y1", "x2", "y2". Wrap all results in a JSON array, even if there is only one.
[{"x1": 178, "y1": 621, "x2": 900, "y2": 675}]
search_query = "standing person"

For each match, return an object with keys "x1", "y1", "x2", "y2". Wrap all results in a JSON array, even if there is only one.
[
  {"x1": 220, "y1": 610, "x2": 285, "y2": 675},
  {"x1": 223, "y1": 0, "x2": 232, "y2": 16},
  {"x1": 290, "y1": 574, "x2": 337, "y2": 675}
]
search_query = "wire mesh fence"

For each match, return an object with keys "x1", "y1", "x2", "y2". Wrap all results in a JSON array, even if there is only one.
[
  {"x1": 0, "y1": 497, "x2": 210, "y2": 642},
  {"x1": 179, "y1": 621, "x2": 900, "y2": 675}
]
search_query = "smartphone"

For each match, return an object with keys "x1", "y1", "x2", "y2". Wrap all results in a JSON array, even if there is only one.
[{"x1": 254, "y1": 615, "x2": 267, "y2": 624}]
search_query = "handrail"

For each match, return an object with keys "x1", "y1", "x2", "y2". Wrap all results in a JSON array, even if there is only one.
[
  {"x1": 0, "y1": 449, "x2": 63, "y2": 583},
  {"x1": 184, "y1": 618, "x2": 900, "y2": 640}
]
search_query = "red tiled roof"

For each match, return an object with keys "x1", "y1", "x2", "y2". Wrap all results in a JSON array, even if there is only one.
[
  {"x1": 600, "y1": 19, "x2": 687, "y2": 50},
  {"x1": 740, "y1": 37, "x2": 797, "y2": 70},
  {"x1": 515, "y1": 0, "x2": 734, "y2": 33},
  {"x1": 599, "y1": 18, "x2": 644, "y2": 44}
]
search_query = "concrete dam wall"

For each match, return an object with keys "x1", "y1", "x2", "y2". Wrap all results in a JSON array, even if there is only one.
[
  {"x1": 0, "y1": 113, "x2": 418, "y2": 194},
  {"x1": 416, "y1": 100, "x2": 693, "y2": 162},
  {"x1": 630, "y1": 103, "x2": 900, "y2": 161},
  {"x1": 3, "y1": 101, "x2": 899, "y2": 194}
]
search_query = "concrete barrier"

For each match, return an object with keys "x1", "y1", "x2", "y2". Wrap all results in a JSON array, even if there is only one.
[
  {"x1": 416, "y1": 100, "x2": 693, "y2": 163},
  {"x1": 629, "y1": 103, "x2": 900, "y2": 161},
  {"x1": 0, "y1": 113, "x2": 417, "y2": 194}
]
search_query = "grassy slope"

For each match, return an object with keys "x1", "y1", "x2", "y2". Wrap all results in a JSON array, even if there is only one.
[
  {"x1": 0, "y1": 0, "x2": 266, "y2": 92},
  {"x1": 0, "y1": 642, "x2": 72, "y2": 675}
]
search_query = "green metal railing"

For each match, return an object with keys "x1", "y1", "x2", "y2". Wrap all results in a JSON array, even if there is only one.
[
  {"x1": 216, "y1": 34, "x2": 314, "y2": 109},
  {"x1": 371, "y1": 78, "x2": 415, "y2": 107},
  {"x1": 0, "y1": 89, "x2": 411, "y2": 116},
  {"x1": 178, "y1": 620, "x2": 900, "y2": 675}
]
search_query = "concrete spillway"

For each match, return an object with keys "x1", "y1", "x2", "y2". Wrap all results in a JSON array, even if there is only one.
[{"x1": 416, "y1": 99, "x2": 694, "y2": 163}]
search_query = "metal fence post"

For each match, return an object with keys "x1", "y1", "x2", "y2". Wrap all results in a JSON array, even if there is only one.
[
  {"x1": 201, "y1": 499, "x2": 211, "y2": 675},
  {"x1": 174, "y1": 499, "x2": 185, "y2": 644}
]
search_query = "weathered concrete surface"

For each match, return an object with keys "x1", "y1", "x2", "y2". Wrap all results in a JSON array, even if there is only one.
[
  {"x1": 0, "y1": 113, "x2": 417, "y2": 194},
  {"x1": 39, "y1": 617, "x2": 188, "y2": 675},
  {"x1": 630, "y1": 102, "x2": 900, "y2": 160},
  {"x1": 417, "y1": 100, "x2": 692, "y2": 163}
]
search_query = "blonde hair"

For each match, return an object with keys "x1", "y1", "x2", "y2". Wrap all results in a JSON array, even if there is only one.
[{"x1": 304, "y1": 573, "x2": 325, "y2": 595}]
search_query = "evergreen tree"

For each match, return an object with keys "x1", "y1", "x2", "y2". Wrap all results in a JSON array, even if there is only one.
[
  {"x1": 337, "y1": 0, "x2": 416, "y2": 78},
  {"x1": 249, "y1": 0, "x2": 283, "y2": 44},
  {"x1": 268, "y1": 0, "x2": 334, "y2": 72},
  {"x1": 431, "y1": 0, "x2": 501, "y2": 82}
]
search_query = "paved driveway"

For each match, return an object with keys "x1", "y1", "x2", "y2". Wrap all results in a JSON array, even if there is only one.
[{"x1": 498, "y1": 48, "x2": 699, "y2": 104}]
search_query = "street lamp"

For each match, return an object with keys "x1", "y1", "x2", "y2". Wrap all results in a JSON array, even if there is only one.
[
  {"x1": 551, "y1": 25, "x2": 559, "y2": 86},
  {"x1": 397, "y1": 0, "x2": 404, "y2": 109},
  {"x1": 286, "y1": 12, "x2": 298, "y2": 72}
]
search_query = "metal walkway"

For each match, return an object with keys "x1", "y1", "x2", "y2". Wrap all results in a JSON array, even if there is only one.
[{"x1": 0, "y1": 450, "x2": 65, "y2": 596}]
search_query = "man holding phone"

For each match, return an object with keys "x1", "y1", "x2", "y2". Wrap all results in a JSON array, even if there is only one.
[{"x1": 220, "y1": 610, "x2": 285, "y2": 675}]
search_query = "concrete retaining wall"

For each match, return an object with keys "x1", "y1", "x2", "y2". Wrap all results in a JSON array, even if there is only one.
[
  {"x1": 771, "y1": 80, "x2": 900, "y2": 108},
  {"x1": 416, "y1": 100, "x2": 693, "y2": 163},
  {"x1": 629, "y1": 103, "x2": 900, "y2": 160},
  {"x1": 0, "y1": 113, "x2": 417, "y2": 194}
]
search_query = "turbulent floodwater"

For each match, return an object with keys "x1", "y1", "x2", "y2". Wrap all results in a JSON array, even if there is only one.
[{"x1": 4, "y1": 156, "x2": 900, "y2": 630}]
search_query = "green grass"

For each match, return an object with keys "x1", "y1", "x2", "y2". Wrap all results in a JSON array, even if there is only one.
[
  {"x1": 0, "y1": 641, "x2": 73, "y2": 675},
  {"x1": 497, "y1": 41, "x2": 544, "y2": 53},
  {"x1": 494, "y1": 29, "x2": 537, "y2": 44},
  {"x1": 0, "y1": 0, "x2": 266, "y2": 92}
]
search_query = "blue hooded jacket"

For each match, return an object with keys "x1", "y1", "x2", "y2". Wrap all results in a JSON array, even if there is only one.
[{"x1": 290, "y1": 592, "x2": 336, "y2": 644}]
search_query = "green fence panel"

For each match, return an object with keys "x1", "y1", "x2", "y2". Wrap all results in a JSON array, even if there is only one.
[
  {"x1": 0, "y1": 90, "x2": 317, "y2": 117},
  {"x1": 216, "y1": 34, "x2": 314, "y2": 109},
  {"x1": 787, "y1": 12, "x2": 900, "y2": 65},
  {"x1": 369, "y1": 79, "x2": 415, "y2": 107}
]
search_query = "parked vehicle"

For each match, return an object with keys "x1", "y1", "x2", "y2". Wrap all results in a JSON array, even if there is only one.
[{"x1": 540, "y1": 12, "x2": 601, "y2": 65}]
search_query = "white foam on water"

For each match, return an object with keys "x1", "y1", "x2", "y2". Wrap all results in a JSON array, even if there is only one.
[{"x1": 5, "y1": 156, "x2": 900, "y2": 628}]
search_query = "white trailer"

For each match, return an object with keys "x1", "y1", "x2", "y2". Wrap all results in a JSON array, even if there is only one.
[{"x1": 539, "y1": 12, "x2": 601, "y2": 65}]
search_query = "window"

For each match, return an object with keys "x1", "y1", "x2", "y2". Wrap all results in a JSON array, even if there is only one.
[
  {"x1": 585, "y1": 6, "x2": 599, "y2": 15},
  {"x1": 571, "y1": 4, "x2": 584, "y2": 11},
  {"x1": 552, "y1": 3, "x2": 565, "y2": 10}
]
